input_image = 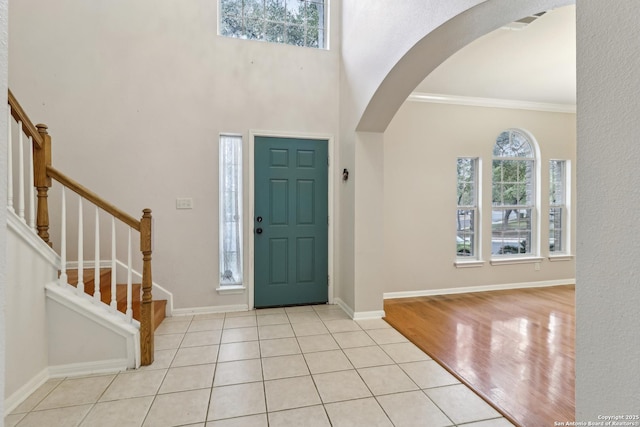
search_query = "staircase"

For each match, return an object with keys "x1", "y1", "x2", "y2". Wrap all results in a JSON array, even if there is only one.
[
  {"x1": 66, "y1": 268, "x2": 167, "y2": 331},
  {"x1": 7, "y1": 88, "x2": 163, "y2": 366}
]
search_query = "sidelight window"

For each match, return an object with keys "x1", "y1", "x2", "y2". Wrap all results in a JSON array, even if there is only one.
[{"x1": 219, "y1": 134, "x2": 244, "y2": 286}]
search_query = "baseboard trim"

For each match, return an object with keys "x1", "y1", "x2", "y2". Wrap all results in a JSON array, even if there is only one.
[
  {"x1": 353, "y1": 310, "x2": 386, "y2": 320},
  {"x1": 332, "y1": 298, "x2": 385, "y2": 320},
  {"x1": 7, "y1": 211, "x2": 60, "y2": 268},
  {"x1": 171, "y1": 304, "x2": 250, "y2": 316},
  {"x1": 383, "y1": 279, "x2": 575, "y2": 300},
  {"x1": 48, "y1": 358, "x2": 129, "y2": 378},
  {"x1": 4, "y1": 368, "x2": 49, "y2": 414}
]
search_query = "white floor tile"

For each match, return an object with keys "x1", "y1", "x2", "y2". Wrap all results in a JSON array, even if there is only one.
[
  {"x1": 424, "y1": 384, "x2": 501, "y2": 425},
  {"x1": 262, "y1": 354, "x2": 309, "y2": 380},
  {"x1": 379, "y1": 342, "x2": 431, "y2": 363},
  {"x1": 159, "y1": 363, "x2": 215, "y2": 394},
  {"x1": 264, "y1": 376, "x2": 322, "y2": 412},
  {"x1": 358, "y1": 364, "x2": 419, "y2": 395},
  {"x1": 207, "y1": 413, "x2": 268, "y2": 427},
  {"x1": 36, "y1": 375, "x2": 115, "y2": 410},
  {"x1": 297, "y1": 334, "x2": 339, "y2": 353},
  {"x1": 376, "y1": 390, "x2": 453, "y2": 427},
  {"x1": 342, "y1": 345, "x2": 395, "y2": 368},
  {"x1": 80, "y1": 396, "x2": 153, "y2": 427},
  {"x1": 224, "y1": 316, "x2": 257, "y2": 329},
  {"x1": 366, "y1": 328, "x2": 408, "y2": 344},
  {"x1": 259, "y1": 337, "x2": 301, "y2": 357},
  {"x1": 268, "y1": 405, "x2": 331, "y2": 427},
  {"x1": 303, "y1": 350, "x2": 353, "y2": 374},
  {"x1": 399, "y1": 360, "x2": 460, "y2": 389},
  {"x1": 220, "y1": 327, "x2": 258, "y2": 344},
  {"x1": 143, "y1": 388, "x2": 210, "y2": 426},
  {"x1": 324, "y1": 397, "x2": 393, "y2": 427},
  {"x1": 214, "y1": 359, "x2": 263, "y2": 387},
  {"x1": 100, "y1": 369, "x2": 166, "y2": 401},
  {"x1": 217, "y1": 341, "x2": 260, "y2": 362},
  {"x1": 208, "y1": 382, "x2": 266, "y2": 421},
  {"x1": 181, "y1": 330, "x2": 223, "y2": 347},
  {"x1": 188, "y1": 318, "x2": 224, "y2": 332},
  {"x1": 312, "y1": 370, "x2": 371, "y2": 403},
  {"x1": 15, "y1": 404, "x2": 93, "y2": 427},
  {"x1": 258, "y1": 324, "x2": 295, "y2": 340},
  {"x1": 12, "y1": 305, "x2": 510, "y2": 427},
  {"x1": 172, "y1": 345, "x2": 219, "y2": 367},
  {"x1": 332, "y1": 331, "x2": 376, "y2": 348}
]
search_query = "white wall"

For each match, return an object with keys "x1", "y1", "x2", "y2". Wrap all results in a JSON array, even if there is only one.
[
  {"x1": 576, "y1": 0, "x2": 640, "y2": 418},
  {"x1": 1, "y1": 0, "x2": 9, "y2": 421},
  {"x1": 384, "y1": 101, "x2": 576, "y2": 293},
  {"x1": 4, "y1": 222, "x2": 55, "y2": 404},
  {"x1": 9, "y1": 0, "x2": 341, "y2": 310}
]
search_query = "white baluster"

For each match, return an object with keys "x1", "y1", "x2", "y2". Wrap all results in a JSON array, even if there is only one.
[
  {"x1": 110, "y1": 217, "x2": 117, "y2": 310},
  {"x1": 17, "y1": 121, "x2": 25, "y2": 221},
  {"x1": 94, "y1": 207, "x2": 101, "y2": 303},
  {"x1": 28, "y1": 136, "x2": 36, "y2": 229},
  {"x1": 77, "y1": 196, "x2": 84, "y2": 295},
  {"x1": 59, "y1": 188, "x2": 68, "y2": 285},
  {"x1": 126, "y1": 227, "x2": 133, "y2": 321},
  {"x1": 7, "y1": 109, "x2": 14, "y2": 213}
]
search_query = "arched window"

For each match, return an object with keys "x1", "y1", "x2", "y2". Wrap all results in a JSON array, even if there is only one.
[{"x1": 492, "y1": 129, "x2": 537, "y2": 256}]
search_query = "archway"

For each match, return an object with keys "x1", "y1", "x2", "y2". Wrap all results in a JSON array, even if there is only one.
[{"x1": 356, "y1": 0, "x2": 575, "y2": 132}]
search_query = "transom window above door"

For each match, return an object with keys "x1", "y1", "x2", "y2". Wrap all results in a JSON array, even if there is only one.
[{"x1": 219, "y1": 0, "x2": 327, "y2": 49}]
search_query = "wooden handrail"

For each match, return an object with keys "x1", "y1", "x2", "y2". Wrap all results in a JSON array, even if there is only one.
[
  {"x1": 10, "y1": 89, "x2": 155, "y2": 366},
  {"x1": 7, "y1": 90, "x2": 43, "y2": 148},
  {"x1": 46, "y1": 165, "x2": 141, "y2": 230}
]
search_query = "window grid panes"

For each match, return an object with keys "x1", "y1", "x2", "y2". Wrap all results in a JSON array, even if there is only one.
[
  {"x1": 549, "y1": 160, "x2": 566, "y2": 253},
  {"x1": 219, "y1": 135, "x2": 243, "y2": 286},
  {"x1": 457, "y1": 158, "x2": 478, "y2": 258},
  {"x1": 492, "y1": 130, "x2": 536, "y2": 256},
  {"x1": 220, "y1": 0, "x2": 326, "y2": 49}
]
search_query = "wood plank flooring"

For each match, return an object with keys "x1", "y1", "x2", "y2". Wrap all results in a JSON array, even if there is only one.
[{"x1": 384, "y1": 285, "x2": 575, "y2": 427}]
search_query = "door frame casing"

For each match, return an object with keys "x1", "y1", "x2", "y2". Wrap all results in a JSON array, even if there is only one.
[{"x1": 248, "y1": 130, "x2": 335, "y2": 310}]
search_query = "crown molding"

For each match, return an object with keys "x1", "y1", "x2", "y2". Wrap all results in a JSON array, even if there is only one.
[{"x1": 408, "y1": 92, "x2": 576, "y2": 113}]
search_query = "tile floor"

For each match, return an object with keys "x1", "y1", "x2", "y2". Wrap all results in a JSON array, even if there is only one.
[{"x1": 5, "y1": 304, "x2": 515, "y2": 427}]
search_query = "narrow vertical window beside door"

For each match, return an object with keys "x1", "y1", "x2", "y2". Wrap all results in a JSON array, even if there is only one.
[{"x1": 219, "y1": 134, "x2": 243, "y2": 286}]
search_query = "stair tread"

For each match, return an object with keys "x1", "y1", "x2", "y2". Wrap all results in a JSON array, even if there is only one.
[{"x1": 64, "y1": 268, "x2": 166, "y2": 330}]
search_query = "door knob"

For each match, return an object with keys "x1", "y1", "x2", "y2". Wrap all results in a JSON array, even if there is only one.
[
  {"x1": 256, "y1": 216, "x2": 263, "y2": 223},
  {"x1": 256, "y1": 228, "x2": 263, "y2": 234}
]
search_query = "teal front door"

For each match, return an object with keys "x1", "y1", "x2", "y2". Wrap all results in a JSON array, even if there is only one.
[{"x1": 254, "y1": 136, "x2": 328, "y2": 308}]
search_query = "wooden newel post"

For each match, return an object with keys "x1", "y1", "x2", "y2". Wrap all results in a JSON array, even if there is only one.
[
  {"x1": 35, "y1": 124, "x2": 52, "y2": 246},
  {"x1": 140, "y1": 208, "x2": 154, "y2": 366}
]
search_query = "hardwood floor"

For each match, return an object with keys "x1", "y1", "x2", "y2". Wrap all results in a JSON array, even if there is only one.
[{"x1": 384, "y1": 285, "x2": 575, "y2": 427}]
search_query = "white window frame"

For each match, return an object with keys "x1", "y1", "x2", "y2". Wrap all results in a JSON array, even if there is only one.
[
  {"x1": 455, "y1": 157, "x2": 484, "y2": 267},
  {"x1": 218, "y1": 134, "x2": 245, "y2": 291},
  {"x1": 218, "y1": 0, "x2": 328, "y2": 49},
  {"x1": 490, "y1": 129, "x2": 543, "y2": 265},
  {"x1": 549, "y1": 159, "x2": 571, "y2": 258}
]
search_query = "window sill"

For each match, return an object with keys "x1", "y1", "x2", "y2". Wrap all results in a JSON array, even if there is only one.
[
  {"x1": 216, "y1": 285, "x2": 246, "y2": 295},
  {"x1": 548, "y1": 254, "x2": 574, "y2": 262},
  {"x1": 454, "y1": 260, "x2": 485, "y2": 268},
  {"x1": 490, "y1": 256, "x2": 544, "y2": 266}
]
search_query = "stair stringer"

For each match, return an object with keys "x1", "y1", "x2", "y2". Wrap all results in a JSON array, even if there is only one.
[{"x1": 45, "y1": 282, "x2": 141, "y2": 376}]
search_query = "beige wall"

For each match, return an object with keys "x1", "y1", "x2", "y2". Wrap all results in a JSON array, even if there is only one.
[
  {"x1": 383, "y1": 101, "x2": 576, "y2": 293},
  {"x1": 9, "y1": 0, "x2": 341, "y2": 310}
]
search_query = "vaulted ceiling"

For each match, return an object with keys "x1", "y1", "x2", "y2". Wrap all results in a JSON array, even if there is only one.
[{"x1": 415, "y1": 5, "x2": 575, "y2": 106}]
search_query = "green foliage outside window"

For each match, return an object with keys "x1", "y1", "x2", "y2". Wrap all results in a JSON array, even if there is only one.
[{"x1": 220, "y1": 0, "x2": 326, "y2": 48}]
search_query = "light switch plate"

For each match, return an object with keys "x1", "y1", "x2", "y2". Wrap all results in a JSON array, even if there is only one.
[{"x1": 176, "y1": 198, "x2": 193, "y2": 209}]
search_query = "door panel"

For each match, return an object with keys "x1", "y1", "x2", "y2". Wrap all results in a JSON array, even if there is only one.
[{"x1": 254, "y1": 136, "x2": 328, "y2": 308}]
